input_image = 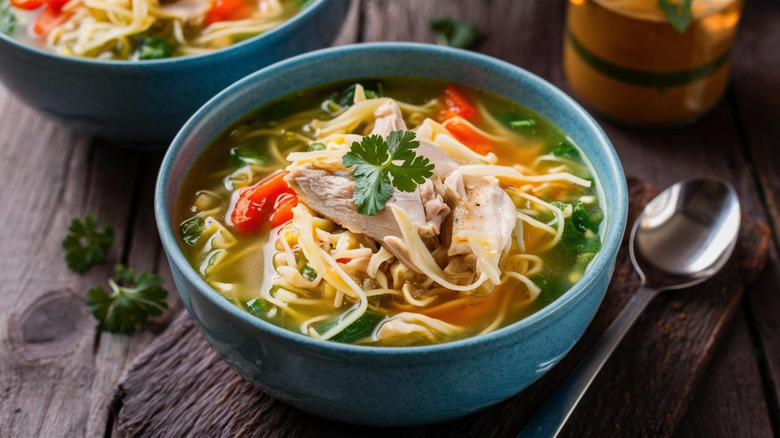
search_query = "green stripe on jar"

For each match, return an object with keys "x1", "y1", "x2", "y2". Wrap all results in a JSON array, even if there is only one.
[{"x1": 567, "y1": 30, "x2": 732, "y2": 88}]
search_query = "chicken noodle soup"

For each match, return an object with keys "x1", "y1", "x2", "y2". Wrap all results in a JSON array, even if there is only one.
[
  {"x1": 176, "y1": 79, "x2": 604, "y2": 346},
  {"x1": 2, "y1": 0, "x2": 303, "y2": 59}
]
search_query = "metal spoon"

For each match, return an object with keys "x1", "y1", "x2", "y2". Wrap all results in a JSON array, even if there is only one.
[{"x1": 518, "y1": 177, "x2": 741, "y2": 437}]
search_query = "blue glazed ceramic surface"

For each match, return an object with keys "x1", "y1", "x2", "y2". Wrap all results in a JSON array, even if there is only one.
[
  {"x1": 0, "y1": 0, "x2": 348, "y2": 146},
  {"x1": 155, "y1": 43, "x2": 628, "y2": 426}
]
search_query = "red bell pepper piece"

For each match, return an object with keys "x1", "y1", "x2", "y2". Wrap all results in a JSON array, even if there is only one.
[
  {"x1": 230, "y1": 171, "x2": 295, "y2": 234},
  {"x1": 440, "y1": 84, "x2": 478, "y2": 121}
]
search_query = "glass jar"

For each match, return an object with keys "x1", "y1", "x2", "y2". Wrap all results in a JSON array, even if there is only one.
[{"x1": 563, "y1": 0, "x2": 743, "y2": 126}]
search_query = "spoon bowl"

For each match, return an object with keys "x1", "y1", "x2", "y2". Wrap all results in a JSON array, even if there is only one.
[{"x1": 630, "y1": 178, "x2": 741, "y2": 290}]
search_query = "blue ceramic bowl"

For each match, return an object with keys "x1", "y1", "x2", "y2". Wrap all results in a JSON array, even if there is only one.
[
  {"x1": 155, "y1": 43, "x2": 628, "y2": 426},
  {"x1": 0, "y1": 0, "x2": 348, "y2": 146}
]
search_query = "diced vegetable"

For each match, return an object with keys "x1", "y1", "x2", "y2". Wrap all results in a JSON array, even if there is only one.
[
  {"x1": 572, "y1": 202, "x2": 603, "y2": 233},
  {"x1": 205, "y1": 0, "x2": 252, "y2": 25},
  {"x1": 509, "y1": 117, "x2": 536, "y2": 131},
  {"x1": 230, "y1": 146, "x2": 267, "y2": 166},
  {"x1": 270, "y1": 193, "x2": 298, "y2": 227},
  {"x1": 444, "y1": 118, "x2": 495, "y2": 155},
  {"x1": 429, "y1": 16, "x2": 483, "y2": 50},
  {"x1": 10, "y1": 0, "x2": 44, "y2": 10},
  {"x1": 440, "y1": 84, "x2": 478, "y2": 121},
  {"x1": 133, "y1": 34, "x2": 174, "y2": 60},
  {"x1": 230, "y1": 170, "x2": 295, "y2": 233},
  {"x1": 307, "y1": 142, "x2": 326, "y2": 152},
  {"x1": 329, "y1": 310, "x2": 385, "y2": 343},
  {"x1": 179, "y1": 216, "x2": 205, "y2": 246},
  {"x1": 33, "y1": 5, "x2": 68, "y2": 36}
]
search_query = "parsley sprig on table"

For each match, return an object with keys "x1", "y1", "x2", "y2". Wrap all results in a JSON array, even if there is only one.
[
  {"x1": 429, "y1": 16, "x2": 483, "y2": 50},
  {"x1": 86, "y1": 264, "x2": 169, "y2": 334},
  {"x1": 342, "y1": 130, "x2": 434, "y2": 216},
  {"x1": 62, "y1": 215, "x2": 115, "y2": 273}
]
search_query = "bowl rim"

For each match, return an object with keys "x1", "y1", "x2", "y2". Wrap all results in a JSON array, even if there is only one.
[
  {"x1": 155, "y1": 42, "x2": 628, "y2": 359},
  {"x1": 0, "y1": 0, "x2": 329, "y2": 67}
]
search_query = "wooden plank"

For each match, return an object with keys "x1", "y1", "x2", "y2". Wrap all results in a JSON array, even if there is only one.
[
  {"x1": 730, "y1": 0, "x2": 780, "y2": 428},
  {"x1": 109, "y1": 179, "x2": 769, "y2": 437},
  {"x1": 675, "y1": 310, "x2": 775, "y2": 438}
]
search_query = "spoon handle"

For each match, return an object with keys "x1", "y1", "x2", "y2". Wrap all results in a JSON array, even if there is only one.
[{"x1": 518, "y1": 285, "x2": 658, "y2": 437}]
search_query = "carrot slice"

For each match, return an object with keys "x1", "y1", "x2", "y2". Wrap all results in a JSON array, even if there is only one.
[
  {"x1": 231, "y1": 171, "x2": 295, "y2": 234},
  {"x1": 440, "y1": 85, "x2": 478, "y2": 121},
  {"x1": 445, "y1": 119, "x2": 495, "y2": 155},
  {"x1": 33, "y1": 5, "x2": 68, "y2": 36},
  {"x1": 270, "y1": 194, "x2": 298, "y2": 227}
]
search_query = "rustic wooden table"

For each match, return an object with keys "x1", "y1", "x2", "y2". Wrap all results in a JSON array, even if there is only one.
[{"x1": 1, "y1": 0, "x2": 778, "y2": 437}]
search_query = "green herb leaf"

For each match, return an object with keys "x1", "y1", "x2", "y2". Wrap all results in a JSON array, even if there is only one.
[
  {"x1": 230, "y1": 146, "x2": 267, "y2": 166},
  {"x1": 334, "y1": 83, "x2": 383, "y2": 108},
  {"x1": 329, "y1": 311, "x2": 385, "y2": 343},
  {"x1": 509, "y1": 117, "x2": 536, "y2": 132},
  {"x1": 657, "y1": 0, "x2": 693, "y2": 33},
  {"x1": 179, "y1": 216, "x2": 205, "y2": 246},
  {"x1": 342, "y1": 130, "x2": 434, "y2": 215},
  {"x1": 300, "y1": 263, "x2": 317, "y2": 281},
  {"x1": 551, "y1": 141, "x2": 580, "y2": 158},
  {"x1": 245, "y1": 297, "x2": 273, "y2": 317},
  {"x1": 133, "y1": 34, "x2": 174, "y2": 60},
  {"x1": 429, "y1": 16, "x2": 483, "y2": 50},
  {"x1": 307, "y1": 142, "x2": 327, "y2": 152},
  {"x1": 0, "y1": 0, "x2": 16, "y2": 35},
  {"x1": 298, "y1": 0, "x2": 316, "y2": 8},
  {"x1": 86, "y1": 265, "x2": 168, "y2": 334},
  {"x1": 62, "y1": 215, "x2": 114, "y2": 274},
  {"x1": 572, "y1": 202, "x2": 603, "y2": 233}
]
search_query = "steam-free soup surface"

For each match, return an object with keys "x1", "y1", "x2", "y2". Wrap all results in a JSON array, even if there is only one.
[{"x1": 177, "y1": 78, "x2": 603, "y2": 346}]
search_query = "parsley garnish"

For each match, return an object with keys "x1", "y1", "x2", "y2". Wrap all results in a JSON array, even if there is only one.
[
  {"x1": 342, "y1": 131, "x2": 434, "y2": 216},
  {"x1": 133, "y1": 34, "x2": 175, "y2": 60},
  {"x1": 62, "y1": 215, "x2": 115, "y2": 274},
  {"x1": 86, "y1": 265, "x2": 169, "y2": 334},
  {"x1": 179, "y1": 216, "x2": 205, "y2": 246},
  {"x1": 429, "y1": 16, "x2": 483, "y2": 50},
  {"x1": 230, "y1": 146, "x2": 267, "y2": 166},
  {"x1": 657, "y1": 0, "x2": 693, "y2": 33},
  {"x1": 551, "y1": 141, "x2": 580, "y2": 159},
  {"x1": 0, "y1": 0, "x2": 16, "y2": 35}
]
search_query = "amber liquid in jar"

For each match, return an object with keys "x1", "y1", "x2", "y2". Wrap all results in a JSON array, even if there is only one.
[{"x1": 564, "y1": 0, "x2": 743, "y2": 125}]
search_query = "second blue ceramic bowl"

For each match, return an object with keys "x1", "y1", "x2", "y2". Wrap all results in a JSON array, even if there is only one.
[
  {"x1": 155, "y1": 43, "x2": 628, "y2": 426},
  {"x1": 0, "y1": 0, "x2": 348, "y2": 146}
]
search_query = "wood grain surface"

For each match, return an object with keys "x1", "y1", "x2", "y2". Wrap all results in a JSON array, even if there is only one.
[
  {"x1": 109, "y1": 179, "x2": 769, "y2": 437},
  {"x1": 0, "y1": 0, "x2": 778, "y2": 437}
]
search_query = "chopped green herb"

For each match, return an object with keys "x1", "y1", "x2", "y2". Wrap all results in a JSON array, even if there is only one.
[
  {"x1": 298, "y1": 0, "x2": 316, "y2": 7},
  {"x1": 657, "y1": 0, "x2": 693, "y2": 33},
  {"x1": 307, "y1": 142, "x2": 327, "y2": 152},
  {"x1": 429, "y1": 16, "x2": 483, "y2": 49},
  {"x1": 62, "y1": 215, "x2": 115, "y2": 274},
  {"x1": 342, "y1": 130, "x2": 434, "y2": 215},
  {"x1": 300, "y1": 263, "x2": 317, "y2": 281},
  {"x1": 551, "y1": 141, "x2": 580, "y2": 158},
  {"x1": 133, "y1": 34, "x2": 174, "y2": 60},
  {"x1": 179, "y1": 216, "x2": 205, "y2": 246},
  {"x1": 0, "y1": 0, "x2": 16, "y2": 35},
  {"x1": 86, "y1": 265, "x2": 168, "y2": 334},
  {"x1": 230, "y1": 146, "x2": 267, "y2": 166},
  {"x1": 334, "y1": 83, "x2": 383, "y2": 108},
  {"x1": 572, "y1": 202, "x2": 603, "y2": 233},
  {"x1": 551, "y1": 201, "x2": 569, "y2": 211},
  {"x1": 330, "y1": 311, "x2": 385, "y2": 343},
  {"x1": 245, "y1": 298, "x2": 273, "y2": 317},
  {"x1": 509, "y1": 118, "x2": 536, "y2": 131}
]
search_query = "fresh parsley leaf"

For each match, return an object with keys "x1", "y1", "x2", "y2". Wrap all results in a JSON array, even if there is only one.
[
  {"x1": 551, "y1": 141, "x2": 580, "y2": 158},
  {"x1": 0, "y1": 0, "x2": 16, "y2": 35},
  {"x1": 86, "y1": 265, "x2": 168, "y2": 334},
  {"x1": 342, "y1": 130, "x2": 434, "y2": 215},
  {"x1": 62, "y1": 215, "x2": 114, "y2": 274},
  {"x1": 429, "y1": 16, "x2": 483, "y2": 49},
  {"x1": 179, "y1": 216, "x2": 205, "y2": 246},
  {"x1": 334, "y1": 83, "x2": 383, "y2": 108},
  {"x1": 307, "y1": 142, "x2": 326, "y2": 152},
  {"x1": 657, "y1": 0, "x2": 693, "y2": 33},
  {"x1": 133, "y1": 34, "x2": 174, "y2": 60},
  {"x1": 230, "y1": 146, "x2": 267, "y2": 166},
  {"x1": 300, "y1": 263, "x2": 317, "y2": 281},
  {"x1": 572, "y1": 202, "x2": 603, "y2": 233}
]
